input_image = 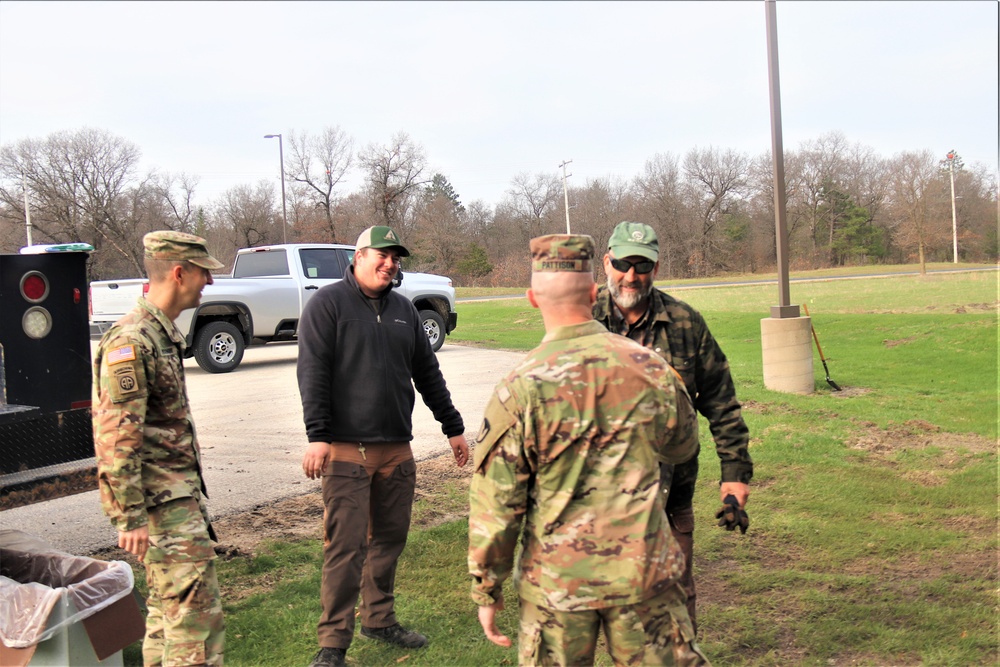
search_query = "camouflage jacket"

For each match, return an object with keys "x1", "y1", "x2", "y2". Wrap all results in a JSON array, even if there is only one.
[
  {"x1": 468, "y1": 320, "x2": 698, "y2": 611},
  {"x1": 92, "y1": 298, "x2": 207, "y2": 532},
  {"x1": 594, "y1": 287, "x2": 753, "y2": 484}
]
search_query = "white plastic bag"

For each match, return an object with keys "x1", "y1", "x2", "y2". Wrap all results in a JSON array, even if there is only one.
[{"x1": 0, "y1": 530, "x2": 135, "y2": 648}]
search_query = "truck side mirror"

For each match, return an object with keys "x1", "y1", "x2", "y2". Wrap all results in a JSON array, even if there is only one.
[{"x1": 393, "y1": 269, "x2": 403, "y2": 288}]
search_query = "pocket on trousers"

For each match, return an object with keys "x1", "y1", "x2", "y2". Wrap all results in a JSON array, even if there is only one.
[
  {"x1": 394, "y1": 458, "x2": 416, "y2": 478},
  {"x1": 163, "y1": 640, "x2": 206, "y2": 667},
  {"x1": 321, "y1": 460, "x2": 367, "y2": 506},
  {"x1": 518, "y1": 624, "x2": 544, "y2": 667}
]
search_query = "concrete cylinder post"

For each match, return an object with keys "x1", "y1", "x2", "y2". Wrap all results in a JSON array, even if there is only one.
[{"x1": 761, "y1": 316, "x2": 814, "y2": 394}]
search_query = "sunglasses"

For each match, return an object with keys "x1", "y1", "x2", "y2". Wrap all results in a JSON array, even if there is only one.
[{"x1": 609, "y1": 257, "x2": 655, "y2": 275}]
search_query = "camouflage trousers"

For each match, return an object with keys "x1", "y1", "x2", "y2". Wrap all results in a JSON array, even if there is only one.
[
  {"x1": 143, "y1": 497, "x2": 225, "y2": 666},
  {"x1": 518, "y1": 583, "x2": 710, "y2": 666},
  {"x1": 662, "y1": 456, "x2": 698, "y2": 635}
]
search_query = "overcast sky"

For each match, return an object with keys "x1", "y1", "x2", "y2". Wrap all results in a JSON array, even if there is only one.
[{"x1": 1, "y1": 1, "x2": 997, "y2": 209}]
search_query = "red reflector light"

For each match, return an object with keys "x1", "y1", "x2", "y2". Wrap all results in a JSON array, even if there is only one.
[
  {"x1": 74, "y1": 287, "x2": 81, "y2": 304},
  {"x1": 20, "y1": 271, "x2": 49, "y2": 303},
  {"x1": 142, "y1": 282, "x2": 150, "y2": 296},
  {"x1": 70, "y1": 400, "x2": 92, "y2": 410}
]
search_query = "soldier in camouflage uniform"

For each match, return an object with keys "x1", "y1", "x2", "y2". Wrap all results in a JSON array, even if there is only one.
[
  {"x1": 92, "y1": 231, "x2": 226, "y2": 667},
  {"x1": 469, "y1": 234, "x2": 710, "y2": 666},
  {"x1": 594, "y1": 221, "x2": 754, "y2": 634}
]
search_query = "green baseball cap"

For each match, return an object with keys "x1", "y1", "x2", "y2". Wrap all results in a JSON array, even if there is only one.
[
  {"x1": 143, "y1": 231, "x2": 224, "y2": 270},
  {"x1": 355, "y1": 225, "x2": 410, "y2": 257},
  {"x1": 607, "y1": 221, "x2": 658, "y2": 262}
]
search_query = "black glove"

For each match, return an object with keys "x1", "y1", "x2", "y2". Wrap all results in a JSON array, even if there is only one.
[{"x1": 715, "y1": 494, "x2": 749, "y2": 534}]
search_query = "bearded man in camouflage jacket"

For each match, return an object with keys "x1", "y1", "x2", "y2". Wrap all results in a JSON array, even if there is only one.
[
  {"x1": 93, "y1": 231, "x2": 225, "y2": 667},
  {"x1": 594, "y1": 221, "x2": 754, "y2": 635},
  {"x1": 469, "y1": 234, "x2": 709, "y2": 666}
]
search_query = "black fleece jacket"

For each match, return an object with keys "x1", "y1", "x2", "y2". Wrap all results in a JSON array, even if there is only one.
[{"x1": 296, "y1": 267, "x2": 464, "y2": 444}]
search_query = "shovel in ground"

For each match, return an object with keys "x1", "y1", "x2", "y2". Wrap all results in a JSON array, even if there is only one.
[{"x1": 802, "y1": 304, "x2": 842, "y2": 391}]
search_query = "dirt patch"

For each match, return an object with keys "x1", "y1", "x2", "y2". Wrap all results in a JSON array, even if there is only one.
[
  {"x1": 0, "y1": 467, "x2": 97, "y2": 511},
  {"x1": 208, "y1": 452, "x2": 475, "y2": 557},
  {"x1": 883, "y1": 335, "x2": 921, "y2": 348},
  {"x1": 849, "y1": 420, "x2": 994, "y2": 457},
  {"x1": 829, "y1": 386, "x2": 870, "y2": 398}
]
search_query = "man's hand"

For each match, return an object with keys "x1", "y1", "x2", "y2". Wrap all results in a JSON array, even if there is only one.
[
  {"x1": 720, "y1": 481, "x2": 750, "y2": 507},
  {"x1": 302, "y1": 441, "x2": 332, "y2": 479},
  {"x1": 449, "y1": 434, "x2": 469, "y2": 467},
  {"x1": 715, "y1": 494, "x2": 750, "y2": 534},
  {"x1": 478, "y1": 601, "x2": 512, "y2": 647},
  {"x1": 118, "y1": 525, "x2": 149, "y2": 561}
]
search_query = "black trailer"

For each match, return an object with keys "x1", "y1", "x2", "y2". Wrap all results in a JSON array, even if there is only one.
[{"x1": 1, "y1": 249, "x2": 94, "y2": 488}]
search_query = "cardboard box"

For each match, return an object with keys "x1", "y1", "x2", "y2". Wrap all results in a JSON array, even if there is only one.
[{"x1": 0, "y1": 530, "x2": 145, "y2": 666}]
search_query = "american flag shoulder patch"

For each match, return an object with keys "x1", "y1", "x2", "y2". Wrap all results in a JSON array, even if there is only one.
[{"x1": 107, "y1": 344, "x2": 137, "y2": 365}]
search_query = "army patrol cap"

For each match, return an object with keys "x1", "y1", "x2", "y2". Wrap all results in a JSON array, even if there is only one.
[
  {"x1": 143, "y1": 231, "x2": 224, "y2": 270},
  {"x1": 356, "y1": 225, "x2": 411, "y2": 257},
  {"x1": 608, "y1": 221, "x2": 658, "y2": 262},
  {"x1": 530, "y1": 234, "x2": 595, "y2": 272}
]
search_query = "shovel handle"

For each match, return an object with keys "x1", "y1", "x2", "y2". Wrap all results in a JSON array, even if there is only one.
[{"x1": 801, "y1": 304, "x2": 828, "y2": 362}]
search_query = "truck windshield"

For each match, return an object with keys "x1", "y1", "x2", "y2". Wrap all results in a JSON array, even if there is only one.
[{"x1": 233, "y1": 249, "x2": 290, "y2": 278}]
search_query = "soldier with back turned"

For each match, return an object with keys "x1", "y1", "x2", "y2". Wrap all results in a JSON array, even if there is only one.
[{"x1": 468, "y1": 234, "x2": 710, "y2": 666}]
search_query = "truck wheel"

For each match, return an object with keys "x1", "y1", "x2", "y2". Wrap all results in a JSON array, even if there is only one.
[
  {"x1": 419, "y1": 310, "x2": 446, "y2": 352},
  {"x1": 194, "y1": 321, "x2": 245, "y2": 373}
]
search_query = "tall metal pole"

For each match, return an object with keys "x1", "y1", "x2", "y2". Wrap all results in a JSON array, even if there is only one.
[
  {"x1": 765, "y1": 0, "x2": 798, "y2": 318},
  {"x1": 947, "y1": 152, "x2": 958, "y2": 263},
  {"x1": 21, "y1": 171, "x2": 33, "y2": 246},
  {"x1": 264, "y1": 134, "x2": 289, "y2": 243},
  {"x1": 559, "y1": 159, "x2": 573, "y2": 233}
]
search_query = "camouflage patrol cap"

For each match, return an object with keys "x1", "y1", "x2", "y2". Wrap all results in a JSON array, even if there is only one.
[
  {"x1": 530, "y1": 234, "x2": 595, "y2": 272},
  {"x1": 355, "y1": 226, "x2": 410, "y2": 257},
  {"x1": 143, "y1": 231, "x2": 224, "y2": 270},
  {"x1": 608, "y1": 221, "x2": 658, "y2": 262}
]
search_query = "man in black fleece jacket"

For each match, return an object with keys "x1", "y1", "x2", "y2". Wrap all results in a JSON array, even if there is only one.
[{"x1": 297, "y1": 226, "x2": 468, "y2": 667}]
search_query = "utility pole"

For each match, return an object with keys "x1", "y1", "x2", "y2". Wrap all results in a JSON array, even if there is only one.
[
  {"x1": 944, "y1": 150, "x2": 959, "y2": 263},
  {"x1": 559, "y1": 159, "x2": 573, "y2": 233},
  {"x1": 264, "y1": 134, "x2": 289, "y2": 244},
  {"x1": 21, "y1": 172, "x2": 33, "y2": 246}
]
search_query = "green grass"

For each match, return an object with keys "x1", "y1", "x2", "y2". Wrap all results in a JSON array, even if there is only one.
[{"x1": 126, "y1": 269, "x2": 998, "y2": 666}]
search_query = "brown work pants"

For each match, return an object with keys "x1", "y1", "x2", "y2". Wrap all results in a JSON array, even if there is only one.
[{"x1": 317, "y1": 442, "x2": 416, "y2": 649}]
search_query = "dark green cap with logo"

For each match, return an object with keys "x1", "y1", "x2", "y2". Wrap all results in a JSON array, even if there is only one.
[
  {"x1": 143, "y1": 231, "x2": 224, "y2": 270},
  {"x1": 355, "y1": 226, "x2": 410, "y2": 257},
  {"x1": 608, "y1": 221, "x2": 658, "y2": 262}
]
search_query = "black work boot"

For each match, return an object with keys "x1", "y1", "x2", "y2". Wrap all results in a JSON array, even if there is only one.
[
  {"x1": 309, "y1": 647, "x2": 346, "y2": 667},
  {"x1": 360, "y1": 623, "x2": 428, "y2": 648}
]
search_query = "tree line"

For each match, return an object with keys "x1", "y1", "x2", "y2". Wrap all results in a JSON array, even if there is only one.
[{"x1": 1, "y1": 127, "x2": 996, "y2": 286}]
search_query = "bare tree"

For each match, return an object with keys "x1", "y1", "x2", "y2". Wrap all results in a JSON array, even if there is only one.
[
  {"x1": 503, "y1": 171, "x2": 561, "y2": 239},
  {"x1": 214, "y1": 180, "x2": 279, "y2": 250},
  {"x1": 634, "y1": 153, "x2": 690, "y2": 277},
  {"x1": 0, "y1": 128, "x2": 149, "y2": 278},
  {"x1": 148, "y1": 173, "x2": 201, "y2": 234},
  {"x1": 682, "y1": 146, "x2": 750, "y2": 275},
  {"x1": 358, "y1": 132, "x2": 428, "y2": 235},
  {"x1": 887, "y1": 150, "x2": 948, "y2": 274},
  {"x1": 286, "y1": 127, "x2": 354, "y2": 241}
]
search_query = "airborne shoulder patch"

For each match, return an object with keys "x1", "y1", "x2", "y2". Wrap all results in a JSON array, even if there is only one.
[{"x1": 106, "y1": 344, "x2": 137, "y2": 365}]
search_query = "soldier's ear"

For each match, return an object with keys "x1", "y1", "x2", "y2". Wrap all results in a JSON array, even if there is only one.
[
  {"x1": 588, "y1": 282, "x2": 598, "y2": 305},
  {"x1": 526, "y1": 289, "x2": 539, "y2": 309}
]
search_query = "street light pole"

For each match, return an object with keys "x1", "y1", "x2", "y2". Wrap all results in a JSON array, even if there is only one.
[
  {"x1": 945, "y1": 150, "x2": 958, "y2": 264},
  {"x1": 264, "y1": 133, "x2": 288, "y2": 244}
]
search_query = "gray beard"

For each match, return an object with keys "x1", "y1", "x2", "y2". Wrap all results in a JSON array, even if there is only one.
[{"x1": 607, "y1": 275, "x2": 652, "y2": 310}]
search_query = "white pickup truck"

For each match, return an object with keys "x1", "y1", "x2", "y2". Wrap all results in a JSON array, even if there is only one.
[{"x1": 89, "y1": 243, "x2": 458, "y2": 373}]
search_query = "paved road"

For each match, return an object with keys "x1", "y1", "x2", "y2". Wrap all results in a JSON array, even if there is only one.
[{"x1": 0, "y1": 342, "x2": 524, "y2": 555}]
